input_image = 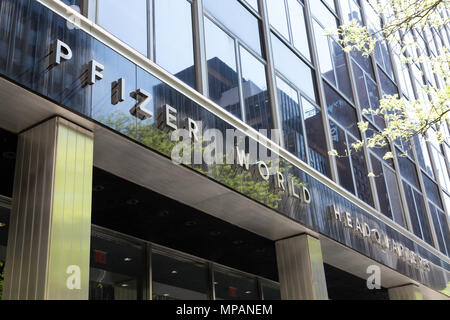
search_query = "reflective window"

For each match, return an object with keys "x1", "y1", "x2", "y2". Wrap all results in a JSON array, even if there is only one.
[
  {"x1": 204, "y1": 18, "x2": 241, "y2": 119},
  {"x1": 324, "y1": 84, "x2": 359, "y2": 137},
  {"x1": 310, "y1": 0, "x2": 337, "y2": 30},
  {"x1": 155, "y1": 0, "x2": 196, "y2": 88},
  {"x1": 271, "y1": 33, "x2": 317, "y2": 102},
  {"x1": 423, "y1": 173, "x2": 443, "y2": 209},
  {"x1": 330, "y1": 121, "x2": 355, "y2": 194},
  {"x1": 89, "y1": 233, "x2": 146, "y2": 300},
  {"x1": 214, "y1": 268, "x2": 259, "y2": 300},
  {"x1": 430, "y1": 206, "x2": 449, "y2": 256},
  {"x1": 240, "y1": 46, "x2": 272, "y2": 131},
  {"x1": 303, "y1": 99, "x2": 332, "y2": 178},
  {"x1": 398, "y1": 155, "x2": 420, "y2": 190},
  {"x1": 203, "y1": 0, "x2": 262, "y2": 55},
  {"x1": 313, "y1": 21, "x2": 353, "y2": 101},
  {"x1": 152, "y1": 251, "x2": 208, "y2": 300},
  {"x1": 378, "y1": 67, "x2": 398, "y2": 96},
  {"x1": 267, "y1": 0, "x2": 289, "y2": 39},
  {"x1": 340, "y1": 0, "x2": 363, "y2": 23},
  {"x1": 403, "y1": 183, "x2": 433, "y2": 245},
  {"x1": 414, "y1": 136, "x2": 434, "y2": 178},
  {"x1": 384, "y1": 166, "x2": 406, "y2": 227},
  {"x1": 97, "y1": 0, "x2": 148, "y2": 56},
  {"x1": 371, "y1": 155, "x2": 393, "y2": 220},
  {"x1": 287, "y1": 0, "x2": 310, "y2": 60},
  {"x1": 431, "y1": 146, "x2": 450, "y2": 193},
  {"x1": 349, "y1": 135, "x2": 374, "y2": 206},
  {"x1": 277, "y1": 76, "x2": 307, "y2": 162}
]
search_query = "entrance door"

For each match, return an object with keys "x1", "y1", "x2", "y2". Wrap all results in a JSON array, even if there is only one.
[
  {"x1": 0, "y1": 197, "x2": 10, "y2": 300},
  {"x1": 89, "y1": 227, "x2": 148, "y2": 300}
]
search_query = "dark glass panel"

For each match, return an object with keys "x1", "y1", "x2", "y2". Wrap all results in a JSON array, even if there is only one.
[
  {"x1": 384, "y1": 168, "x2": 406, "y2": 227},
  {"x1": 413, "y1": 189, "x2": 433, "y2": 246},
  {"x1": 331, "y1": 40, "x2": 353, "y2": 101},
  {"x1": 430, "y1": 205, "x2": 449, "y2": 256},
  {"x1": 204, "y1": 17, "x2": 241, "y2": 119},
  {"x1": 89, "y1": 233, "x2": 146, "y2": 300},
  {"x1": 330, "y1": 121, "x2": 355, "y2": 194},
  {"x1": 403, "y1": 183, "x2": 423, "y2": 239},
  {"x1": 378, "y1": 66, "x2": 398, "y2": 96},
  {"x1": 152, "y1": 251, "x2": 208, "y2": 300},
  {"x1": 349, "y1": 136, "x2": 374, "y2": 206},
  {"x1": 214, "y1": 269, "x2": 259, "y2": 300},
  {"x1": 303, "y1": 99, "x2": 331, "y2": 178},
  {"x1": 398, "y1": 156, "x2": 420, "y2": 190},
  {"x1": 277, "y1": 77, "x2": 307, "y2": 162},
  {"x1": 422, "y1": 173, "x2": 443, "y2": 209},
  {"x1": 324, "y1": 84, "x2": 359, "y2": 137},
  {"x1": 155, "y1": 0, "x2": 196, "y2": 89},
  {"x1": 240, "y1": 46, "x2": 272, "y2": 130},
  {"x1": 261, "y1": 281, "x2": 281, "y2": 300},
  {"x1": 371, "y1": 155, "x2": 393, "y2": 219}
]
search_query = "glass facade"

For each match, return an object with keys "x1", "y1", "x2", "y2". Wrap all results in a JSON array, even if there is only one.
[
  {"x1": 89, "y1": 227, "x2": 280, "y2": 300},
  {"x1": 77, "y1": 0, "x2": 450, "y2": 257},
  {"x1": 0, "y1": 0, "x2": 447, "y2": 302}
]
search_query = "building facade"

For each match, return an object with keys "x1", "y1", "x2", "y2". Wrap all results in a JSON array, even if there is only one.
[{"x1": 0, "y1": 0, "x2": 449, "y2": 300}]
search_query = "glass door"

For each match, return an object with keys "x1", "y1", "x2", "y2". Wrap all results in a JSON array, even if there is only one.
[
  {"x1": 89, "y1": 227, "x2": 148, "y2": 300},
  {"x1": 0, "y1": 198, "x2": 11, "y2": 300}
]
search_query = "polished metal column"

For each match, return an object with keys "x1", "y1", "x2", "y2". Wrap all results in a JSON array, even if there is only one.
[
  {"x1": 388, "y1": 284, "x2": 423, "y2": 300},
  {"x1": 3, "y1": 117, "x2": 94, "y2": 300},
  {"x1": 275, "y1": 234, "x2": 328, "y2": 300}
]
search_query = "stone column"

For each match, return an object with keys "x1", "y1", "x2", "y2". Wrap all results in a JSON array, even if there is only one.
[
  {"x1": 3, "y1": 117, "x2": 93, "y2": 300},
  {"x1": 276, "y1": 234, "x2": 329, "y2": 300}
]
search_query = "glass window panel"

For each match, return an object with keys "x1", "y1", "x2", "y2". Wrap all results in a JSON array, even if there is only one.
[
  {"x1": 261, "y1": 281, "x2": 281, "y2": 300},
  {"x1": 214, "y1": 269, "x2": 259, "y2": 300},
  {"x1": 403, "y1": 183, "x2": 423, "y2": 239},
  {"x1": 310, "y1": 0, "x2": 337, "y2": 30},
  {"x1": 271, "y1": 33, "x2": 317, "y2": 101},
  {"x1": 398, "y1": 156, "x2": 420, "y2": 190},
  {"x1": 422, "y1": 173, "x2": 443, "y2": 209},
  {"x1": 97, "y1": 0, "x2": 148, "y2": 56},
  {"x1": 430, "y1": 206, "x2": 449, "y2": 256},
  {"x1": 414, "y1": 136, "x2": 434, "y2": 179},
  {"x1": 203, "y1": 0, "x2": 262, "y2": 55},
  {"x1": 331, "y1": 40, "x2": 353, "y2": 101},
  {"x1": 340, "y1": 0, "x2": 363, "y2": 24},
  {"x1": 384, "y1": 166, "x2": 406, "y2": 227},
  {"x1": 313, "y1": 21, "x2": 335, "y2": 85},
  {"x1": 349, "y1": 136, "x2": 374, "y2": 206},
  {"x1": 330, "y1": 121, "x2": 356, "y2": 194},
  {"x1": 287, "y1": 0, "x2": 310, "y2": 60},
  {"x1": 378, "y1": 67, "x2": 398, "y2": 96},
  {"x1": 266, "y1": 0, "x2": 289, "y2": 39},
  {"x1": 431, "y1": 147, "x2": 450, "y2": 193},
  {"x1": 303, "y1": 99, "x2": 332, "y2": 178},
  {"x1": 155, "y1": 0, "x2": 196, "y2": 89},
  {"x1": 152, "y1": 252, "x2": 208, "y2": 300},
  {"x1": 89, "y1": 234, "x2": 146, "y2": 300},
  {"x1": 240, "y1": 46, "x2": 272, "y2": 130},
  {"x1": 324, "y1": 84, "x2": 359, "y2": 137},
  {"x1": 277, "y1": 76, "x2": 307, "y2": 162},
  {"x1": 204, "y1": 18, "x2": 241, "y2": 119},
  {"x1": 366, "y1": 126, "x2": 392, "y2": 165},
  {"x1": 371, "y1": 155, "x2": 393, "y2": 219},
  {"x1": 323, "y1": 0, "x2": 336, "y2": 12},
  {"x1": 351, "y1": 52, "x2": 375, "y2": 78},
  {"x1": 413, "y1": 189, "x2": 433, "y2": 246}
]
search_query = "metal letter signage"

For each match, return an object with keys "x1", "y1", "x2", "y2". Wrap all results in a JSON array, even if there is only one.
[
  {"x1": 327, "y1": 205, "x2": 431, "y2": 272},
  {"x1": 130, "y1": 89, "x2": 152, "y2": 120},
  {"x1": 66, "y1": 265, "x2": 81, "y2": 290},
  {"x1": 111, "y1": 78, "x2": 126, "y2": 105},
  {"x1": 47, "y1": 39, "x2": 73, "y2": 69},
  {"x1": 82, "y1": 60, "x2": 104, "y2": 87}
]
